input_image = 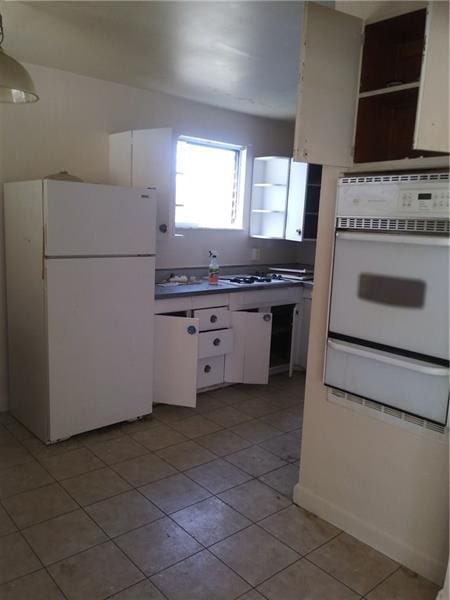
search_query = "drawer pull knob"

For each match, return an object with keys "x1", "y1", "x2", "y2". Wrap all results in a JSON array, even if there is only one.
[
  {"x1": 187, "y1": 325, "x2": 197, "y2": 335},
  {"x1": 204, "y1": 365, "x2": 211, "y2": 373},
  {"x1": 210, "y1": 314, "x2": 218, "y2": 323},
  {"x1": 213, "y1": 338, "x2": 221, "y2": 346},
  {"x1": 263, "y1": 314, "x2": 271, "y2": 322}
]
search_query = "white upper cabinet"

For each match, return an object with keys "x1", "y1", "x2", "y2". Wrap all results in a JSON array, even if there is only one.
[
  {"x1": 250, "y1": 156, "x2": 322, "y2": 242},
  {"x1": 414, "y1": 1, "x2": 449, "y2": 153},
  {"x1": 294, "y1": 2, "x2": 363, "y2": 167},
  {"x1": 250, "y1": 156, "x2": 290, "y2": 239},
  {"x1": 109, "y1": 128, "x2": 175, "y2": 239},
  {"x1": 294, "y1": 1, "x2": 449, "y2": 167}
]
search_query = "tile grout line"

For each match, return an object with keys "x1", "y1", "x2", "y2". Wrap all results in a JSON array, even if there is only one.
[
  {"x1": 359, "y1": 564, "x2": 402, "y2": 597},
  {"x1": 1, "y1": 376, "x2": 311, "y2": 595}
]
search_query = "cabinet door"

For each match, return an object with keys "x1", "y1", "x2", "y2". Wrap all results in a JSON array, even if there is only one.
[
  {"x1": 132, "y1": 128, "x2": 175, "y2": 240},
  {"x1": 299, "y1": 296, "x2": 312, "y2": 370},
  {"x1": 293, "y1": 3, "x2": 363, "y2": 167},
  {"x1": 224, "y1": 311, "x2": 272, "y2": 384},
  {"x1": 292, "y1": 295, "x2": 312, "y2": 370},
  {"x1": 414, "y1": 1, "x2": 450, "y2": 153},
  {"x1": 154, "y1": 315, "x2": 199, "y2": 407},
  {"x1": 285, "y1": 161, "x2": 308, "y2": 241}
]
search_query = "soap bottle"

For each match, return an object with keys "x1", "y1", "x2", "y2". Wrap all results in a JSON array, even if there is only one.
[{"x1": 208, "y1": 250, "x2": 219, "y2": 285}]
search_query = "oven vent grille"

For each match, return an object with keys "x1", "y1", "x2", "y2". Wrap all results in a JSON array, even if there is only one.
[
  {"x1": 339, "y1": 172, "x2": 449, "y2": 185},
  {"x1": 328, "y1": 388, "x2": 449, "y2": 438},
  {"x1": 336, "y1": 216, "x2": 450, "y2": 233}
]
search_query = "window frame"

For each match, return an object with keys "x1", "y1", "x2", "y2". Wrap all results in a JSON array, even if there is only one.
[{"x1": 175, "y1": 134, "x2": 247, "y2": 231}]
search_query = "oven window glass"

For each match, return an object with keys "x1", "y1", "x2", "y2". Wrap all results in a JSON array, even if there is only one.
[{"x1": 358, "y1": 274, "x2": 425, "y2": 307}]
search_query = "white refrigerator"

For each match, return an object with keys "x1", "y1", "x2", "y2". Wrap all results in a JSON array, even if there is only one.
[{"x1": 4, "y1": 179, "x2": 156, "y2": 443}]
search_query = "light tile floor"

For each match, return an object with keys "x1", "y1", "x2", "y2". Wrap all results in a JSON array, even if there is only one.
[{"x1": 0, "y1": 372, "x2": 440, "y2": 599}]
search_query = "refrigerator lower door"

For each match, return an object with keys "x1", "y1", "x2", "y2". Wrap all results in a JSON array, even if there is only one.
[
  {"x1": 325, "y1": 339, "x2": 449, "y2": 425},
  {"x1": 46, "y1": 256, "x2": 155, "y2": 441}
]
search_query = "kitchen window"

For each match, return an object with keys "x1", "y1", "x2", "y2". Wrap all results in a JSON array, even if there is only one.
[{"x1": 175, "y1": 135, "x2": 246, "y2": 229}]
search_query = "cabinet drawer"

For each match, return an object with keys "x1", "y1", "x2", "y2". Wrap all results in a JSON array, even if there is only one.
[
  {"x1": 197, "y1": 356, "x2": 225, "y2": 389},
  {"x1": 193, "y1": 306, "x2": 230, "y2": 331},
  {"x1": 198, "y1": 329, "x2": 233, "y2": 358}
]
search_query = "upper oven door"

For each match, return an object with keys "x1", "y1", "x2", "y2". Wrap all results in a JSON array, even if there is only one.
[{"x1": 329, "y1": 231, "x2": 450, "y2": 361}]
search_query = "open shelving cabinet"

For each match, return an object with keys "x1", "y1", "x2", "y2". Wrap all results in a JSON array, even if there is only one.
[
  {"x1": 294, "y1": 2, "x2": 449, "y2": 169},
  {"x1": 250, "y1": 156, "x2": 322, "y2": 242},
  {"x1": 354, "y1": 8, "x2": 443, "y2": 163}
]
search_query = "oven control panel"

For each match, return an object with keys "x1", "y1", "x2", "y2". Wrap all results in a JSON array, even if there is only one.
[
  {"x1": 399, "y1": 189, "x2": 449, "y2": 212},
  {"x1": 337, "y1": 175, "x2": 450, "y2": 218}
]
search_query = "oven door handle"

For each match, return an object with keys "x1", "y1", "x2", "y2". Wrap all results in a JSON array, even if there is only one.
[
  {"x1": 328, "y1": 340, "x2": 449, "y2": 377},
  {"x1": 336, "y1": 232, "x2": 450, "y2": 247}
]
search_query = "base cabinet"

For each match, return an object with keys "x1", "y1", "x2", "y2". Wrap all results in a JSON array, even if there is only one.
[
  {"x1": 153, "y1": 308, "x2": 273, "y2": 407},
  {"x1": 154, "y1": 314, "x2": 199, "y2": 408}
]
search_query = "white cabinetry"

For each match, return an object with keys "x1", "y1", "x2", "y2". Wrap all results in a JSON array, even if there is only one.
[
  {"x1": 109, "y1": 128, "x2": 176, "y2": 238},
  {"x1": 250, "y1": 156, "x2": 322, "y2": 242},
  {"x1": 294, "y1": 2, "x2": 449, "y2": 168},
  {"x1": 153, "y1": 286, "x2": 309, "y2": 407},
  {"x1": 153, "y1": 301, "x2": 273, "y2": 408}
]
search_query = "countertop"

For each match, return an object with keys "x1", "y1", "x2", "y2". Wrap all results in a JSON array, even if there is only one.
[{"x1": 155, "y1": 278, "x2": 313, "y2": 299}]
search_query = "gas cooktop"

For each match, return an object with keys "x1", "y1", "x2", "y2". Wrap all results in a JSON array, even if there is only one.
[{"x1": 220, "y1": 273, "x2": 291, "y2": 285}]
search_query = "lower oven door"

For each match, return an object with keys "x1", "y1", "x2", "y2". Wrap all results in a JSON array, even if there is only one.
[
  {"x1": 325, "y1": 339, "x2": 449, "y2": 424},
  {"x1": 329, "y1": 232, "x2": 449, "y2": 361}
]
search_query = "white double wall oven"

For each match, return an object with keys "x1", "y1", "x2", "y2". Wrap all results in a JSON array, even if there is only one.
[{"x1": 325, "y1": 173, "x2": 450, "y2": 425}]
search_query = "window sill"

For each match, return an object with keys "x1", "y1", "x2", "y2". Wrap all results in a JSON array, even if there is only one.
[{"x1": 175, "y1": 226, "x2": 246, "y2": 232}]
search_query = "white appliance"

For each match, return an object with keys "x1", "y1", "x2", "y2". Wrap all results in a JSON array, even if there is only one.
[
  {"x1": 325, "y1": 172, "x2": 450, "y2": 425},
  {"x1": 4, "y1": 180, "x2": 156, "y2": 443}
]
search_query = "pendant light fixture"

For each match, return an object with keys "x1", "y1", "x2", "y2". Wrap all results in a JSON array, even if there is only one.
[{"x1": 0, "y1": 13, "x2": 38, "y2": 103}]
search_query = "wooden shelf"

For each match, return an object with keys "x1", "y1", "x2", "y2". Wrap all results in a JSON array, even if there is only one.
[
  {"x1": 359, "y1": 81, "x2": 420, "y2": 99},
  {"x1": 253, "y1": 183, "x2": 287, "y2": 188},
  {"x1": 251, "y1": 234, "x2": 284, "y2": 240},
  {"x1": 251, "y1": 209, "x2": 285, "y2": 214}
]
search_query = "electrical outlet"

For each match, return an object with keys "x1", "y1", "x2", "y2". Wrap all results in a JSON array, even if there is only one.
[{"x1": 251, "y1": 248, "x2": 261, "y2": 261}]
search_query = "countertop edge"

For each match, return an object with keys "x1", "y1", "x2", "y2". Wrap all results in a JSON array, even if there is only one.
[{"x1": 155, "y1": 280, "x2": 313, "y2": 300}]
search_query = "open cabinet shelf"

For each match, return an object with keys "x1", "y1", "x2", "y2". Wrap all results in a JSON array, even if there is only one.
[
  {"x1": 293, "y1": 3, "x2": 449, "y2": 168},
  {"x1": 359, "y1": 81, "x2": 419, "y2": 99},
  {"x1": 354, "y1": 7, "x2": 447, "y2": 164},
  {"x1": 359, "y1": 9, "x2": 426, "y2": 93},
  {"x1": 250, "y1": 157, "x2": 322, "y2": 241}
]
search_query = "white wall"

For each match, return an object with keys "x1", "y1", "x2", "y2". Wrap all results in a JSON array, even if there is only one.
[
  {"x1": 1, "y1": 63, "x2": 302, "y2": 270},
  {"x1": 0, "y1": 62, "x2": 310, "y2": 411},
  {"x1": 294, "y1": 165, "x2": 449, "y2": 585}
]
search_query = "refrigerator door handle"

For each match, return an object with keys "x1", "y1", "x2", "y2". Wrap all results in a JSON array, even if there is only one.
[{"x1": 328, "y1": 340, "x2": 449, "y2": 377}]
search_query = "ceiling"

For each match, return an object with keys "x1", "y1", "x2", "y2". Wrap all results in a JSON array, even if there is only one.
[{"x1": 0, "y1": 1, "x2": 307, "y2": 120}]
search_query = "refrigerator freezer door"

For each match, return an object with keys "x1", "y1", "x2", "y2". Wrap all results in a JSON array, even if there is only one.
[
  {"x1": 44, "y1": 180, "x2": 156, "y2": 256},
  {"x1": 46, "y1": 256, "x2": 155, "y2": 441}
]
